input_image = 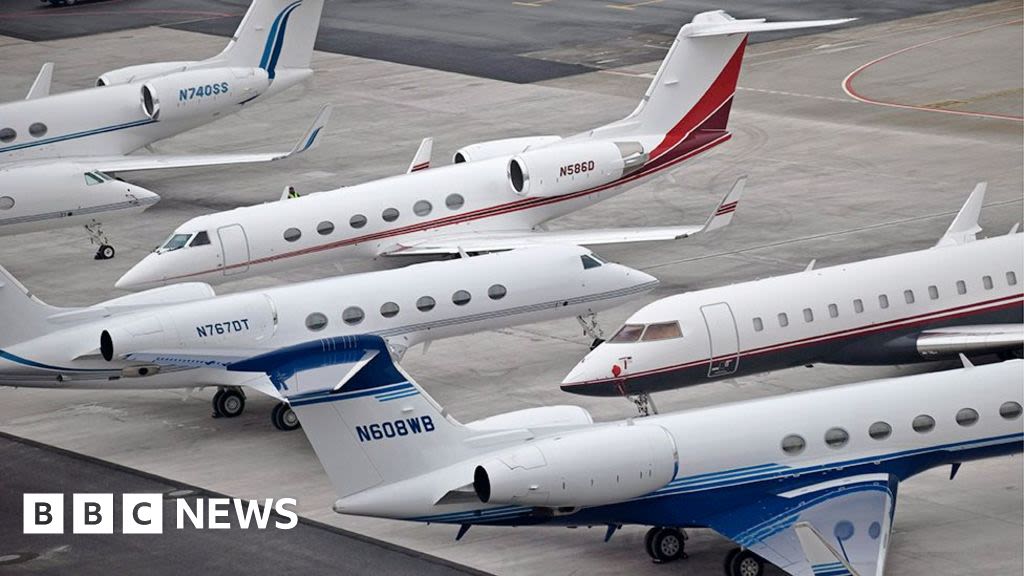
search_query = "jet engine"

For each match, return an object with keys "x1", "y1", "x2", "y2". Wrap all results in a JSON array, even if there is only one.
[
  {"x1": 507, "y1": 141, "x2": 647, "y2": 198},
  {"x1": 96, "y1": 61, "x2": 194, "y2": 87},
  {"x1": 453, "y1": 136, "x2": 563, "y2": 164},
  {"x1": 473, "y1": 424, "x2": 676, "y2": 507},
  {"x1": 140, "y1": 68, "x2": 270, "y2": 121},
  {"x1": 100, "y1": 293, "x2": 277, "y2": 362}
]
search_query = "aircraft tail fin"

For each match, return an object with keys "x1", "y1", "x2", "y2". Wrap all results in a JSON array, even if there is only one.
[
  {"x1": 213, "y1": 0, "x2": 325, "y2": 78},
  {"x1": 228, "y1": 335, "x2": 473, "y2": 499},
  {"x1": 0, "y1": 265, "x2": 61, "y2": 347},
  {"x1": 601, "y1": 11, "x2": 851, "y2": 164}
]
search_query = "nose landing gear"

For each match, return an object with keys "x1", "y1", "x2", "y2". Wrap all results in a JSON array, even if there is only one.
[
  {"x1": 577, "y1": 313, "x2": 606, "y2": 349},
  {"x1": 84, "y1": 221, "x2": 115, "y2": 260},
  {"x1": 644, "y1": 527, "x2": 687, "y2": 563}
]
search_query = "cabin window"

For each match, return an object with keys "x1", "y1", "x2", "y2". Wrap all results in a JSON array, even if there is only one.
[
  {"x1": 955, "y1": 408, "x2": 979, "y2": 427},
  {"x1": 349, "y1": 214, "x2": 367, "y2": 229},
  {"x1": 853, "y1": 299, "x2": 864, "y2": 314},
  {"x1": 581, "y1": 255, "x2": 602, "y2": 269},
  {"x1": 878, "y1": 294, "x2": 889, "y2": 309},
  {"x1": 803, "y1": 308, "x2": 814, "y2": 323},
  {"x1": 380, "y1": 302, "x2": 400, "y2": 318},
  {"x1": 641, "y1": 322, "x2": 682, "y2": 341},
  {"x1": 824, "y1": 427, "x2": 849, "y2": 449},
  {"x1": 0, "y1": 196, "x2": 14, "y2": 210},
  {"x1": 283, "y1": 228, "x2": 301, "y2": 242},
  {"x1": 780, "y1": 434, "x2": 806, "y2": 455},
  {"x1": 189, "y1": 231, "x2": 211, "y2": 247},
  {"x1": 382, "y1": 208, "x2": 400, "y2": 222},
  {"x1": 828, "y1": 303, "x2": 838, "y2": 318},
  {"x1": 342, "y1": 306, "x2": 365, "y2": 325},
  {"x1": 868, "y1": 421, "x2": 892, "y2": 440},
  {"x1": 610, "y1": 324, "x2": 644, "y2": 343},
  {"x1": 160, "y1": 233, "x2": 192, "y2": 252},
  {"x1": 1000, "y1": 401, "x2": 1023, "y2": 420},
  {"x1": 452, "y1": 290, "x2": 471, "y2": 306},
  {"x1": 982, "y1": 275, "x2": 993, "y2": 290},
  {"x1": 912, "y1": 414, "x2": 935, "y2": 433},
  {"x1": 956, "y1": 280, "x2": 967, "y2": 295},
  {"x1": 1007, "y1": 271, "x2": 1018, "y2": 286},
  {"x1": 488, "y1": 284, "x2": 507, "y2": 300},
  {"x1": 904, "y1": 290, "x2": 915, "y2": 304},
  {"x1": 928, "y1": 285, "x2": 939, "y2": 299},
  {"x1": 0, "y1": 128, "x2": 15, "y2": 142},
  {"x1": 777, "y1": 313, "x2": 789, "y2": 328},
  {"x1": 84, "y1": 172, "x2": 105, "y2": 186},
  {"x1": 445, "y1": 193, "x2": 465, "y2": 210},
  {"x1": 416, "y1": 296, "x2": 436, "y2": 312},
  {"x1": 305, "y1": 312, "x2": 328, "y2": 332},
  {"x1": 413, "y1": 200, "x2": 432, "y2": 217},
  {"x1": 316, "y1": 221, "x2": 335, "y2": 235},
  {"x1": 752, "y1": 317, "x2": 764, "y2": 332},
  {"x1": 28, "y1": 122, "x2": 47, "y2": 138}
]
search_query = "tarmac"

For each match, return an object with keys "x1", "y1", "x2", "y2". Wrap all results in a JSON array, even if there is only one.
[{"x1": 0, "y1": 0, "x2": 1021, "y2": 574}]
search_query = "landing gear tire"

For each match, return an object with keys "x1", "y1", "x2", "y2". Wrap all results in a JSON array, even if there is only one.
[
  {"x1": 212, "y1": 387, "x2": 245, "y2": 418},
  {"x1": 271, "y1": 402, "x2": 301, "y2": 431},
  {"x1": 94, "y1": 245, "x2": 115, "y2": 260},
  {"x1": 590, "y1": 338, "x2": 605, "y2": 350},
  {"x1": 645, "y1": 527, "x2": 686, "y2": 563},
  {"x1": 724, "y1": 548, "x2": 764, "y2": 576}
]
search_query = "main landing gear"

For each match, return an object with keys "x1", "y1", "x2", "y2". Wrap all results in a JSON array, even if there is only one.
[
  {"x1": 271, "y1": 402, "x2": 301, "y2": 431},
  {"x1": 644, "y1": 527, "x2": 687, "y2": 563},
  {"x1": 724, "y1": 548, "x2": 765, "y2": 576},
  {"x1": 84, "y1": 222, "x2": 115, "y2": 260},
  {"x1": 212, "y1": 386, "x2": 246, "y2": 418},
  {"x1": 577, "y1": 313, "x2": 606, "y2": 350}
]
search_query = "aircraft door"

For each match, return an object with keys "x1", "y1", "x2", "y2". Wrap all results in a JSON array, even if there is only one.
[
  {"x1": 700, "y1": 302, "x2": 739, "y2": 377},
  {"x1": 217, "y1": 224, "x2": 250, "y2": 276}
]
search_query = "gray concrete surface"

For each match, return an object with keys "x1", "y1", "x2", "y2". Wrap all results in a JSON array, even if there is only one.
[{"x1": 0, "y1": 1, "x2": 1021, "y2": 575}]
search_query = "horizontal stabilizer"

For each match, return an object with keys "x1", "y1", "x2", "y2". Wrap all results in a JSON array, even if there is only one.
[
  {"x1": 89, "y1": 105, "x2": 332, "y2": 173},
  {"x1": 935, "y1": 182, "x2": 986, "y2": 247},
  {"x1": 683, "y1": 11, "x2": 855, "y2": 38}
]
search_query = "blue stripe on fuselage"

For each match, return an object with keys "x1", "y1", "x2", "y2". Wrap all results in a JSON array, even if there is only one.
[{"x1": 0, "y1": 118, "x2": 157, "y2": 155}]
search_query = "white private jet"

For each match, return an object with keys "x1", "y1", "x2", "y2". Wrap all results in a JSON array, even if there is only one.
[
  {"x1": 0, "y1": 246, "x2": 655, "y2": 429},
  {"x1": 562, "y1": 185, "x2": 1023, "y2": 407},
  {"x1": 114, "y1": 10, "x2": 854, "y2": 289},
  {"x1": 0, "y1": 0, "x2": 329, "y2": 259},
  {"x1": 199, "y1": 333, "x2": 1022, "y2": 576}
]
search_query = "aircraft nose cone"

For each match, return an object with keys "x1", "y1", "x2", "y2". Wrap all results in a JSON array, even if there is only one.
[
  {"x1": 561, "y1": 350, "x2": 607, "y2": 387},
  {"x1": 115, "y1": 255, "x2": 159, "y2": 290}
]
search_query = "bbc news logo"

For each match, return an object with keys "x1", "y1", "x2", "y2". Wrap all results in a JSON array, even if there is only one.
[{"x1": 24, "y1": 493, "x2": 298, "y2": 534}]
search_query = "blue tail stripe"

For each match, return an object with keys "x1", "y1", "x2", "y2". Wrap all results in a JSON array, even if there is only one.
[
  {"x1": 265, "y1": 3, "x2": 302, "y2": 79},
  {"x1": 259, "y1": 1, "x2": 302, "y2": 72}
]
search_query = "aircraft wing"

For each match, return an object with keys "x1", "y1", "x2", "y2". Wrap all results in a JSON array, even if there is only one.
[
  {"x1": 707, "y1": 473, "x2": 898, "y2": 576},
  {"x1": 121, "y1": 348, "x2": 285, "y2": 400},
  {"x1": 383, "y1": 176, "x2": 744, "y2": 256},
  {"x1": 916, "y1": 324, "x2": 1024, "y2": 357},
  {"x1": 89, "y1": 105, "x2": 331, "y2": 173}
]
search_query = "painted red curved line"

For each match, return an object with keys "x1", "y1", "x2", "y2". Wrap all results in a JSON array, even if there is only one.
[
  {"x1": 842, "y1": 18, "x2": 1024, "y2": 122},
  {"x1": 0, "y1": 9, "x2": 237, "y2": 20}
]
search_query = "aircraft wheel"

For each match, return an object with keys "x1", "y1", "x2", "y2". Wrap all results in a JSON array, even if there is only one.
[
  {"x1": 725, "y1": 548, "x2": 764, "y2": 576},
  {"x1": 95, "y1": 245, "x2": 115, "y2": 260},
  {"x1": 212, "y1": 387, "x2": 245, "y2": 418},
  {"x1": 643, "y1": 527, "x2": 659, "y2": 559},
  {"x1": 649, "y1": 527, "x2": 686, "y2": 563},
  {"x1": 590, "y1": 338, "x2": 605, "y2": 350},
  {"x1": 271, "y1": 402, "x2": 301, "y2": 431}
]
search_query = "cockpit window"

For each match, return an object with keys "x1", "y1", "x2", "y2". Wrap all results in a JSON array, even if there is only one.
[
  {"x1": 641, "y1": 322, "x2": 682, "y2": 341},
  {"x1": 160, "y1": 233, "x2": 192, "y2": 252},
  {"x1": 189, "y1": 231, "x2": 211, "y2": 247},
  {"x1": 581, "y1": 254, "x2": 603, "y2": 270},
  {"x1": 609, "y1": 324, "x2": 644, "y2": 343},
  {"x1": 84, "y1": 172, "x2": 105, "y2": 186}
]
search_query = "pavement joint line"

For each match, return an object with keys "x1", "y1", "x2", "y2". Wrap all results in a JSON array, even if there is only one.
[
  {"x1": 0, "y1": 430, "x2": 494, "y2": 576},
  {"x1": 736, "y1": 86, "x2": 856, "y2": 104}
]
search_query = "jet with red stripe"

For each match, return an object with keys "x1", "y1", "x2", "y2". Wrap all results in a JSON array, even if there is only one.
[
  {"x1": 115, "y1": 11, "x2": 852, "y2": 290},
  {"x1": 562, "y1": 184, "x2": 1024, "y2": 399}
]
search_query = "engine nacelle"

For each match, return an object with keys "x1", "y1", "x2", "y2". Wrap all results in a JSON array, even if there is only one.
[
  {"x1": 96, "y1": 61, "x2": 194, "y2": 87},
  {"x1": 473, "y1": 424, "x2": 676, "y2": 508},
  {"x1": 466, "y1": 406, "x2": 593, "y2": 431},
  {"x1": 140, "y1": 67, "x2": 270, "y2": 121},
  {"x1": 453, "y1": 136, "x2": 562, "y2": 164},
  {"x1": 508, "y1": 141, "x2": 646, "y2": 198},
  {"x1": 100, "y1": 293, "x2": 277, "y2": 362}
]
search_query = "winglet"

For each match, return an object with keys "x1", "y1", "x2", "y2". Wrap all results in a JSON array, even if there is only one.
[
  {"x1": 700, "y1": 176, "x2": 745, "y2": 233},
  {"x1": 26, "y1": 63, "x2": 54, "y2": 100},
  {"x1": 794, "y1": 522, "x2": 861, "y2": 576},
  {"x1": 284, "y1": 105, "x2": 333, "y2": 158},
  {"x1": 407, "y1": 137, "x2": 433, "y2": 173},
  {"x1": 935, "y1": 182, "x2": 985, "y2": 248}
]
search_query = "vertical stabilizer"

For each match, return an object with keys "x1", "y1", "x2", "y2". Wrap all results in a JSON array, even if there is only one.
[
  {"x1": 0, "y1": 265, "x2": 60, "y2": 347},
  {"x1": 213, "y1": 0, "x2": 325, "y2": 78}
]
